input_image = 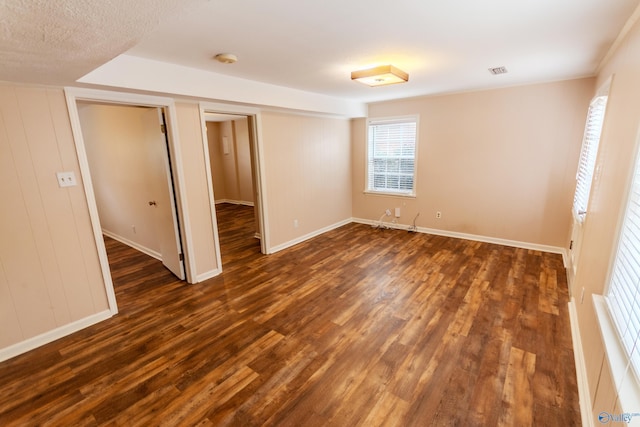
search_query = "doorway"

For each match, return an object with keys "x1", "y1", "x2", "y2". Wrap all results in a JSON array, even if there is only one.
[
  {"x1": 77, "y1": 102, "x2": 185, "y2": 280},
  {"x1": 65, "y1": 88, "x2": 195, "y2": 314},
  {"x1": 203, "y1": 112, "x2": 263, "y2": 265}
]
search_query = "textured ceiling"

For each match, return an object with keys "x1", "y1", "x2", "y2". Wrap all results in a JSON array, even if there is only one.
[{"x1": 0, "y1": 0, "x2": 203, "y2": 85}]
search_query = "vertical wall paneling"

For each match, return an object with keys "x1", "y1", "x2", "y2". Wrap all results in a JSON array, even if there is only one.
[
  {"x1": 47, "y1": 90, "x2": 108, "y2": 315},
  {"x1": 18, "y1": 87, "x2": 99, "y2": 322},
  {"x1": 0, "y1": 83, "x2": 109, "y2": 355}
]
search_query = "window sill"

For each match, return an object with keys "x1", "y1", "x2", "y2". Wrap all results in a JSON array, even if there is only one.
[
  {"x1": 593, "y1": 294, "x2": 640, "y2": 420},
  {"x1": 363, "y1": 190, "x2": 416, "y2": 199}
]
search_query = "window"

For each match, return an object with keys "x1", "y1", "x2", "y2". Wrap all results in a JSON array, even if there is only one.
[
  {"x1": 366, "y1": 116, "x2": 418, "y2": 196},
  {"x1": 606, "y1": 136, "x2": 640, "y2": 380},
  {"x1": 572, "y1": 96, "x2": 608, "y2": 221}
]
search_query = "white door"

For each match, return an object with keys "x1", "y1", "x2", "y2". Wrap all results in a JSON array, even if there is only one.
[
  {"x1": 142, "y1": 108, "x2": 185, "y2": 280},
  {"x1": 569, "y1": 95, "x2": 608, "y2": 283}
]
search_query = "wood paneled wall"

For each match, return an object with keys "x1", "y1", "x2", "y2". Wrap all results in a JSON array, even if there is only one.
[{"x1": 0, "y1": 84, "x2": 109, "y2": 352}]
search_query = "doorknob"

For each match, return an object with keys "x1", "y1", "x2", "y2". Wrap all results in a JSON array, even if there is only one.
[{"x1": 148, "y1": 201, "x2": 157, "y2": 206}]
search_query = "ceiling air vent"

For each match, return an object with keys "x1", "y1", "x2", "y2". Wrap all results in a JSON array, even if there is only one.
[{"x1": 488, "y1": 66, "x2": 508, "y2": 75}]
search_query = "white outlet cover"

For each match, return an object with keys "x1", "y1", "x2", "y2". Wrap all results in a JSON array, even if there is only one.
[{"x1": 56, "y1": 171, "x2": 77, "y2": 187}]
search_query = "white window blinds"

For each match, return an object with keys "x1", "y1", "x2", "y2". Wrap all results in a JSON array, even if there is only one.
[
  {"x1": 573, "y1": 96, "x2": 608, "y2": 221},
  {"x1": 606, "y1": 139, "x2": 640, "y2": 379},
  {"x1": 367, "y1": 117, "x2": 417, "y2": 195}
]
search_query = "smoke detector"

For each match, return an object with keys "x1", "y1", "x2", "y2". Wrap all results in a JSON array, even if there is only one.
[
  {"x1": 214, "y1": 53, "x2": 238, "y2": 64},
  {"x1": 488, "y1": 66, "x2": 508, "y2": 75}
]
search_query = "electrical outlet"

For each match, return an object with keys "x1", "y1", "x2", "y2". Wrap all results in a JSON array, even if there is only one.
[
  {"x1": 385, "y1": 209, "x2": 391, "y2": 216},
  {"x1": 436, "y1": 211, "x2": 442, "y2": 219},
  {"x1": 56, "y1": 171, "x2": 77, "y2": 188},
  {"x1": 293, "y1": 219, "x2": 299, "y2": 228}
]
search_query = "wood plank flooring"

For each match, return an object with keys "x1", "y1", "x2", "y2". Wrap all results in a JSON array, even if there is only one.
[{"x1": 0, "y1": 203, "x2": 580, "y2": 426}]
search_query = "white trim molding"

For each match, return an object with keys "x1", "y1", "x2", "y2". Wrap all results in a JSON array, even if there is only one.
[
  {"x1": 195, "y1": 268, "x2": 222, "y2": 283},
  {"x1": 569, "y1": 298, "x2": 595, "y2": 427},
  {"x1": 352, "y1": 217, "x2": 567, "y2": 260},
  {"x1": 101, "y1": 229, "x2": 162, "y2": 261},
  {"x1": 593, "y1": 295, "x2": 640, "y2": 424},
  {"x1": 215, "y1": 199, "x2": 255, "y2": 207},
  {"x1": 0, "y1": 310, "x2": 113, "y2": 363},
  {"x1": 268, "y1": 218, "x2": 352, "y2": 254}
]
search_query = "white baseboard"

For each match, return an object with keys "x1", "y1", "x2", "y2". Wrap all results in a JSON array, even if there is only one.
[
  {"x1": 102, "y1": 229, "x2": 161, "y2": 261},
  {"x1": 569, "y1": 298, "x2": 594, "y2": 427},
  {"x1": 268, "y1": 218, "x2": 352, "y2": 254},
  {"x1": 215, "y1": 199, "x2": 254, "y2": 207},
  {"x1": 0, "y1": 309, "x2": 113, "y2": 363},
  {"x1": 267, "y1": 217, "x2": 567, "y2": 260},
  {"x1": 351, "y1": 217, "x2": 567, "y2": 259},
  {"x1": 195, "y1": 268, "x2": 222, "y2": 283}
]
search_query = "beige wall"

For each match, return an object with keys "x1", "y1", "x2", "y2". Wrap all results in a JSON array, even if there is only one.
[
  {"x1": 174, "y1": 102, "x2": 219, "y2": 280},
  {"x1": 235, "y1": 118, "x2": 254, "y2": 203},
  {"x1": 0, "y1": 84, "x2": 109, "y2": 351},
  {"x1": 78, "y1": 103, "x2": 165, "y2": 256},
  {"x1": 572, "y1": 14, "x2": 640, "y2": 419},
  {"x1": 354, "y1": 78, "x2": 594, "y2": 249},
  {"x1": 220, "y1": 121, "x2": 240, "y2": 199},
  {"x1": 260, "y1": 111, "x2": 352, "y2": 249},
  {"x1": 207, "y1": 118, "x2": 254, "y2": 205},
  {"x1": 207, "y1": 122, "x2": 227, "y2": 201}
]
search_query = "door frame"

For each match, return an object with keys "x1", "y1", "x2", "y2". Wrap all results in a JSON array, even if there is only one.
[
  {"x1": 64, "y1": 87, "x2": 195, "y2": 314},
  {"x1": 199, "y1": 102, "x2": 270, "y2": 261}
]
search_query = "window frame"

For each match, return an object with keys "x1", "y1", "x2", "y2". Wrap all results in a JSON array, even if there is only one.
[
  {"x1": 572, "y1": 95, "x2": 608, "y2": 222},
  {"x1": 364, "y1": 115, "x2": 419, "y2": 198},
  {"x1": 604, "y1": 129, "x2": 640, "y2": 385}
]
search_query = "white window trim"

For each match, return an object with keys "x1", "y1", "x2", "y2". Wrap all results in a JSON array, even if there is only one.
[
  {"x1": 572, "y1": 95, "x2": 608, "y2": 223},
  {"x1": 596, "y1": 87, "x2": 640, "y2": 418},
  {"x1": 594, "y1": 295, "x2": 640, "y2": 417},
  {"x1": 364, "y1": 115, "x2": 419, "y2": 198}
]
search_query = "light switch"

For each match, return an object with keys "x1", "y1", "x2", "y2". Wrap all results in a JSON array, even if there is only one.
[{"x1": 56, "y1": 171, "x2": 77, "y2": 188}]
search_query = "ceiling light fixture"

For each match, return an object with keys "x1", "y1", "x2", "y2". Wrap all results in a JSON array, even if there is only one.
[
  {"x1": 351, "y1": 65, "x2": 408, "y2": 87},
  {"x1": 214, "y1": 53, "x2": 238, "y2": 64}
]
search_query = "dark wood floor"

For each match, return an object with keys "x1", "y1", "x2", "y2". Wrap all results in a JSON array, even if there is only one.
[{"x1": 0, "y1": 203, "x2": 580, "y2": 426}]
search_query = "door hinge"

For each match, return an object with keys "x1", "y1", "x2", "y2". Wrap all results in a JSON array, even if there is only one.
[
  {"x1": 569, "y1": 240, "x2": 573, "y2": 250},
  {"x1": 179, "y1": 253, "x2": 184, "y2": 261},
  {"x1": 160, "y1": 124, "x2": 166, "y2": 134}
]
